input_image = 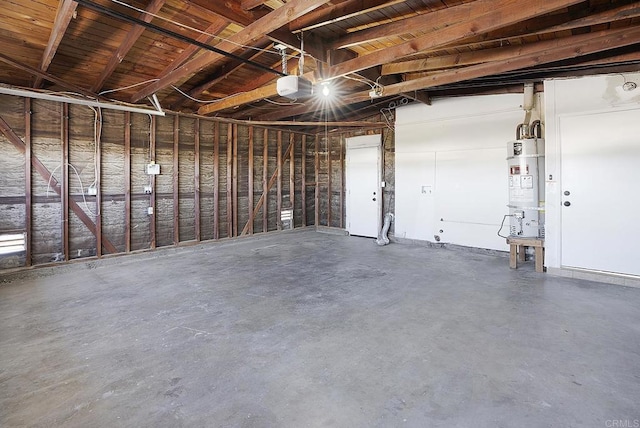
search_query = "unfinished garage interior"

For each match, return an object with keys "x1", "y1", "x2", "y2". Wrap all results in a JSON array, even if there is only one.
[{"x1": 1, "y1": 0, "x2": 640, "y2": 426}]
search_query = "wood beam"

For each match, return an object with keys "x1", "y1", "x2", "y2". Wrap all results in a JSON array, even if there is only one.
[
  {"x1": 262, "y1": 128, "x2": 268, "y2": 232},
  {"x1": 242, "y1": 0, "x2": 267, "y2": 11},
  {"x1": 232, "y1": 124, "x2": 238, "y2": 237},
  {"x1": 248, "y1": 126, "x2": 254, "y2": 235},
  {"x1": 124, "y1": 112, "x2": 131, "y2": 252},
  {"x1": 289, "y1": 132, "x2": 295, "y2": 226},
  {"x1": 95, "y1": 107, "x2": 102, "y2": 257},
  {"x1": 290, "y1": 0, "x2": 404, "y2": 33},
  {"x1": 173, "y1": 115, "x2": 180, "y2": 244},
  {"x1": 346, "y1": 25, "x2": 640, "y2": 104},
  {"x1": 24, "y1": 99, "x2": 32, "y2": 266},
  {"x1": 314, "y1": 134, "x2": 319, "y2": 226},
  {"x1": 132, "y1": 0, "x2": 331, "y2": 102},
  {"x1": 61, "y1": 104, "x2": 69, "y2": 261},
  {"x1": 226, "y1": 124, "x2": 232, "y2": 237},
  {"x1": 382, "y1": 2, "x2": 640, "y2": 75},
  {"x1": 213, "y1": 121, "x2": 220, "y2": 239},
  {"x1": 91, "y1": 0, "x2": 166, "y2": 93},
  {"x1": 0, "y1": 114, "x2": 119, "y2": 255},
  {"x1": 320, "y1": 0, "x2": 584, "y2": 79},
  {"x1": 277, "y1": 130, "x2": 282, "y2": 230},
  {"x1": 160, "y1": 19, "x2": 230, "y2": 78},
  {"x1": 34, "y1": 0, "x2": 77, "y2": 88},
  {"x1": 181, "y1": 45, "x2": 275, "y2": 107},
  {"x1": 0, "y1": 53, "x2": 100, "y2": 99},
  {"x1": 194, "y1": 118, "x2": 201, "y2": 241},
  {"x1": 301, "y1": 135, "x2": 306, "y2": 226},
  {"x1": 188, "y1": 0, "x2": 257, "y2": 27},
  {"x1": 150, "y1": 116, "x2": 156, "y2": 249}
]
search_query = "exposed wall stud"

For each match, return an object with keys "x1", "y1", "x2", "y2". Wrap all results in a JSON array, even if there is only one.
[
  {"x1": 213, "y1": 121, "x2": 219, "y2": 240},
  {"x1": 263, "y1": 128, "x2": 268, "y2": 232},
  {"x1": 226, "y1": 124, "x2": 232, "y2": 237},
  {"x1": 173, "y1": 115, "x2": 179, "y2": 245},
  {"x1": 24, "y1": 99, "x2": 32, "y2": 266},
  {"x1": 301, "y1": 134, "x2": 306, "y2": 226},
  {"x1": 314, "y1": 134, "x2": 319, "y2": 226},
  {"x1": 248, "y1": 126, "x2": 254, "y2": 235},
  {"x1": 62, "y1": 103, "x2": 69, "y2": 261},
  {"x1": 277, "y1": 130, "x2": 282, "y2": 230},
  {"x1": 124, "y1": 112, "x2": 131, "y2": 252},
  {"x1": 194, "y1": 118, "x2": 201, "y2": 241},
  {"x1": 150, "y1": 115, "x2": 157, "y2": 249}
]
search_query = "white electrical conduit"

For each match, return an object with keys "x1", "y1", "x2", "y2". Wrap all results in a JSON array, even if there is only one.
[{"x1": 0, "y1": 85, "x2": 165, "y2": 116}]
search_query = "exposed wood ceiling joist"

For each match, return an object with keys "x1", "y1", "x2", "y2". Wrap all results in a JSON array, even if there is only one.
[
  {"x1": 34, "y1": 0, "x2": 77, "y2": 88},
  {"x1": 132, "y1": 0, "x2": 332, "y2": 102},
  {"x1": 91, "y1": 0, "x2": 167, "y2": 93},
  {"x1": 347, "y1": 25, "x2": 640, "y2": 104},
  {"x1": 320, "y1": 0, "x2": 585, "y2": 80},
  {"x1": 0, "y1": 53, "x2": 101, "y2": 100}
]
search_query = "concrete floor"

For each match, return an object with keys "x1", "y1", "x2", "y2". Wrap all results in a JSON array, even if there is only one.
[{"x1": 1, "y1": 229, "x2": 639, "y2": 428}]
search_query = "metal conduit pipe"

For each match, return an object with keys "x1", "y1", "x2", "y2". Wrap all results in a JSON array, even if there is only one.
[{"x1": 376, "y1": 213, "x2": 394, "y2": 246}]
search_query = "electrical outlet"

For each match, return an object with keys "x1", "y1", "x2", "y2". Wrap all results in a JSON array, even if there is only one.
[
  {"x1": 514, "y1": 210, "x2": 525, "y2": 219},
  {"x1": 147, "y1": 207, "x2": 153, "y2": 215},
  {"x1": 87, "y1": 186, "x2": 97, "y2": 196},
  {"x1": 144, "y1": 185, "x2": 153, "y2": 194}
]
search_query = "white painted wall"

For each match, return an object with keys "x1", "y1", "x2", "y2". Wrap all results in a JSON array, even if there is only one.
[
  {"x1": 395, "y1": 94, "x2": 536, "y2": 250},
  {"x1": 544, "y1": 73, "x2": 640, "y2": 276}
]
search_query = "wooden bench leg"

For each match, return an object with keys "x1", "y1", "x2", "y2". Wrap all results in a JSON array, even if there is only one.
[
  {"x1": 535, "y1": 246, "x2": 544, "y2": 273},
  {"x1": 518, "y1": 245, "x2": 526, "y2": 262},
  {"x1": 509, "y1": 244, "x2": 517, "y2": 269}
]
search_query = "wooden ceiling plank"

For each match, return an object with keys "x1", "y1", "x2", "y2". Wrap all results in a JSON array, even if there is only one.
[
  {"x1": 242, "y1": 0, "x2": 268, "y2": 11},
  {"x1": 383, "y1": 1, "x2": 640, "y2": 76},
  {"x1": 132, "y1": 0, "x2": 332, "y2": 102},
  {"x1": 91, "y1": 0, "x2": 166, "y2": 93},
  {"x1": 158, "y1": 18, "x2": 230, "y2": 78},
  {"x1": 290, "y1": 0, "x2": 406, "y2": 33},
  {"x1": 347, "y1": 25, "x2": 640, "y2": 104},
  {"x1": 187, "y1": 0, "x2": 257, "y2": 26},
  {"x1": 34, "y1": 0, "x2": 78, "y2": 88},
  {"x1": 320, "y1": 0, "x2": 585, "y2": 80},
  {"x1": 0, "y1": 53, "x2": 100, "y2": 99}
]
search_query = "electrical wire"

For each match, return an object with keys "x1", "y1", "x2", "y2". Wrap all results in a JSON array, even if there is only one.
[
  {"x1": 109, "y1": 0, "x2": 291, "y2": 58},
  {"x1": 99, "y1": 79, "x2": 160, "y2": 95},
  {"x1": 262, "y1": 98, "x2": 305, "y2": 106},
  {"x1": 497, "y1": 214, "x2": 514, "y2": 238}
]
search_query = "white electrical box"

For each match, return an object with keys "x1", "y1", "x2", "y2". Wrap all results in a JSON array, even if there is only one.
[
  {"x1": 147, "y1": 207, "x2": 153, "y2": 215},
  {"x1": 146, "y1": 163, "x2": 160, "y2": 175}
]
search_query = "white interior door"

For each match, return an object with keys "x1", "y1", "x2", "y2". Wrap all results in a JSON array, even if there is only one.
[
  {"x1": 560, "y1": 109, "x2": 640, "y2": 276},
  {"x1": 345, "y1": 135, "x2": 381, "y2": 238}
]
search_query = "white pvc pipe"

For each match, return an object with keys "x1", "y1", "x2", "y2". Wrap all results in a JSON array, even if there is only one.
[{"x1": 0, "y1": 85, "x2": 165, "y2": 116}]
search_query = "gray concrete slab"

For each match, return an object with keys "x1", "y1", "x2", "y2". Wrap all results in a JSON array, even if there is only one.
[{"x1": 1, "y1": 229, "x2": 639, "y2": 427}]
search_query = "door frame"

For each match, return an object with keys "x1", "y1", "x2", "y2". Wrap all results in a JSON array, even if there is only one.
[{"x1": 345, "y1": 134, "x2": 382, "y2": 237}]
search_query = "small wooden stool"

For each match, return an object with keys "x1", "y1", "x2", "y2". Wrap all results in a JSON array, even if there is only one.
[{"x1": 507, "y1": 237, "x2": 545, "y2": 273}]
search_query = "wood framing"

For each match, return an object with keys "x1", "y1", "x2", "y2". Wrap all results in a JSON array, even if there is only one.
[
  {"x1": 34, "y1": 0, "x2": 77, "y2": 88},
  {"x1": 61, "y1": 104, "x2": 69, "y2": 261},
  {"x1": 213, "y1": 122, "x2": 220, "y2": 240},
  {"x1": 173, "y1": 115, "x2": 180, "y2": 245},
  {"x1": 150, "y1": 116, "x2": 157, "y2": 249},
  {"x1": 247, "y1": 126, "x2": 254, "y2": 234},
  {"x1": 24, "y1": 99, "x2": 32, "y2": 266},
  {"x1": 124, "y1": 112, "x2": 131, "y2": 253},
  {"x1": 194, "y1": 118, "x2": 201, "y2": 241}
]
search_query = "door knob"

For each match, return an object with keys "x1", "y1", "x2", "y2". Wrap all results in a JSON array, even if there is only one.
[
  {"x1": 564, "y1": 190, "x2": 571, "y2": 196},
  {"x1": 563, "y1": 201, "x2": 571, "y2": 206},
  {"x1": 372, "y1": 198, "x2": 376, "y2": 201}
]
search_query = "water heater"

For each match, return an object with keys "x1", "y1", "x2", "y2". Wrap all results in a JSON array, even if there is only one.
[{"x1": 507, "y1": 122, "x2": 545, "y2": 238}]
